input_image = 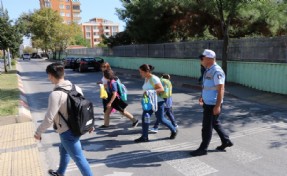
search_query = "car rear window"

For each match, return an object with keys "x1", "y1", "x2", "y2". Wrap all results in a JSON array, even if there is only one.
[
  {"x1": 82, "y1": 58, "x2": 95, "y2": 61},
  {"x1": 24, "y1": 54, "x2": 30, "y2": 56}
]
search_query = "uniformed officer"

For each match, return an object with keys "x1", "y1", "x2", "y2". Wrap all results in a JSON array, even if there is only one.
[{"x1": 190, "y1": 49, "x2": 233, "y2": 157}]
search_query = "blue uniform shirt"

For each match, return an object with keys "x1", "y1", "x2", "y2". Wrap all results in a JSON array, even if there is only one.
[{"x1": 202, "y1": 64, "x2": 225, "y2": 105}]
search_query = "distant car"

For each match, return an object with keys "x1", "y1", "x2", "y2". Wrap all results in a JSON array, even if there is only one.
[
  {"x1": 22, "y1": 53, "x2": 31, "y2": 60},
  {"x1": 64, "y1": 57, "x2": 78, "y2": 68},
  {"x1": 73, "y1": 57, "x2": 104, "y2": 72}
]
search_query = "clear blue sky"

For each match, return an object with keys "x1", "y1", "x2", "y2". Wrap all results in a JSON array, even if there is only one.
[{"x1": 2, "y1": 0, "x2": 126, "y2": 36}]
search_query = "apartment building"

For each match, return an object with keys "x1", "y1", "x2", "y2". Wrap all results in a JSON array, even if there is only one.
[
  {"x1": 82, "y1": 18, "x2": 119, "y2": 47},
  {"x1": 39, "y1": 0, "x2": 81, "y2": 24}
]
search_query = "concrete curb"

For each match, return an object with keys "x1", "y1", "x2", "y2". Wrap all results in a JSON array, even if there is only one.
[{"x1": 16, "y1": 64, "x2": 32, "y2": 123}]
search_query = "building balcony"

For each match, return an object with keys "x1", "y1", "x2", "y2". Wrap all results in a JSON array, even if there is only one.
[
  {"x1": 72, "y1": 9, "x2": 81, "y2": 13},
  {"x1": 73, "y1": 16, "x2": 81, "y2": 20}
]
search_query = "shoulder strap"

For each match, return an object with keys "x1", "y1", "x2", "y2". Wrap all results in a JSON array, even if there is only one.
[
  {"x1": 149, "y1": 75, "x2": 155, "y2": 89},
  {"x1": 109, "y1": 80, "x2": 119, "y2": 96},
  {"x1": 54, "y1": 85, "x2": 76, "y2": 127},
  {"x1": 54, "y1": 84, "x2": 76, "y2": 93}
]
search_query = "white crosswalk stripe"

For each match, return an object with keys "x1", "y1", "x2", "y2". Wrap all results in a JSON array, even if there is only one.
[{"x1": 66, "y1": 122, "x2": 287, "y2": 175}]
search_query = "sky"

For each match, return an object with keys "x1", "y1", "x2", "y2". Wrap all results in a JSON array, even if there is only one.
[{"x1": 2, "y1": 0, "x2": 126, "y2": 45}]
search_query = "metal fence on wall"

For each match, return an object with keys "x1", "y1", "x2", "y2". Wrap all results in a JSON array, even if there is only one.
[{"x1": 68, "y1": 36, "x2": 287, "y2": 62}]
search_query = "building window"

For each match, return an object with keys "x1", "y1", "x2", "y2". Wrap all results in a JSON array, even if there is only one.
[
  {"x1": 93, "y1": 32, "x2": 98, "y2": 36},
  {"x1": 85, "y1": 26, "x2": 91, "y2": 32},
  {"x1": 66, "y1": 13, "x2": 70, "y2": 17},
  {"x1": 93, "y1": 26, "x2": 98, "y2": 30},
  {"x1": 66, "y1": 0, "x2": 70, "y2": 2},
  {"x1": 73, "y1": 13, "x2": 80, "y2": 17},
  {"x1": 45, "y1": 0, "x2": 51, "y2": 7},
  {"x1": 73, "y1": 19, "x2": 80, "y2": 24},
  {"x1": 86, "y1": 32, "x2": 91, "y2": 38},
  {"x1": 66, "y1": 5, "x2": 70, "y2": 10},
  {"x1": 59, "y1": 4, "x2": 64, "y2": 9},
  {"x1": 105, "y1": 32, "x2": 109, "y2": 36},
  {"x1": 105, "y1": 26, "x2": 109, "y2": 30},
  {"x1": 60, "y1": 12, "x2": 65, "y2": 16},
  {"x1": 73, "y1": 5, "x2": 80, "y2": 10}
]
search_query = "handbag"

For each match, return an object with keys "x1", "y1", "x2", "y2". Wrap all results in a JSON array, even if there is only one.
[
  {"x1": 99, "y1": 84, "x2": 108, "y2": 99},
  {"x1": 141, "y1": 94, "x2": 152, "y2": 111}
]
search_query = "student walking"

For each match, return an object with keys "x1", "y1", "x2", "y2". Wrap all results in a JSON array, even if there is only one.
[
  {"x1": 34, "y1": 63, "x2": 94, "y2": 176},
  {"x1": 190, "y1": 49, "x2": 233, "y2": 157},
  {"x1": 135, "y1": 64, "x2": 178, "y2": 143},
  {"x1": 149, "y1": 74, "x2": 178, "y2": 133},
  {"x1": 97, "y1": 62, "x2": 112, "y2": 119},
  {"x1": 99, "y1": 69, "x2": 139, "y2": 128}
]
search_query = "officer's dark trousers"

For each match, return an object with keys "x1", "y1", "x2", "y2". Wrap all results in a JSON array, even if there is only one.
[{"x1": 199, "y1": 104, "x2": 230, "y2": 151}]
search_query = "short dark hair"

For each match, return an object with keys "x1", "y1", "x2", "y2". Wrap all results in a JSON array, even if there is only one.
[
  {"x1": 161, "y1": 74, "x2": 170, "y2": 80},
  {"x1": 103, "y1": 69, "x2": 116, "y2": 80},
  {"x1": 139, "y1": 64, "x2": 154, "y2": 72},
  {"x1": 46, "y1": 63, "x2": 64, "y2": 79}
]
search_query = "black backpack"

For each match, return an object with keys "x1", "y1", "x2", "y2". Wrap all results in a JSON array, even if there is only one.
[{"x1": 54, "y1": 85, "x2": 94, "y2": 136}]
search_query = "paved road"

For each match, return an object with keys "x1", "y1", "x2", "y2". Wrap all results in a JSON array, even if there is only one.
[{"x1": 18, "y1": 59, "x2": 287, "y2": 176}]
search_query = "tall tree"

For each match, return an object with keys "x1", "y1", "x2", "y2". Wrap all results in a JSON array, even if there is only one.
[
  {"x1": 30, "y1": 8, "x2": 63, "y2": 54},
  {"x1": 0, "y1": 7, "x2": 21, "y2": 72},
  {"x1": 117, "y1": 0, "x2": 188, "y2": 43}
]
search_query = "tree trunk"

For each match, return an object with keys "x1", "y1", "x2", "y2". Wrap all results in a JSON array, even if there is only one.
[
  {"x1": 53, "y1": 50, "x2": 56, "y2": 60},
  {"x1": 222, "y1": 27, "x2": 229, "y2": 76},
  {"x1": 3, "y1": 50, "x2": 7, "y2": 73},
  {"x1": 58, "y1": 49, "x2": 62, "y2": 60}
]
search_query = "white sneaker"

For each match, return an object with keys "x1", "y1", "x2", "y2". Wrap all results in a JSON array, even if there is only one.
[{"x1": 149, "y1": 128, "x2": 158, "y2": 133}]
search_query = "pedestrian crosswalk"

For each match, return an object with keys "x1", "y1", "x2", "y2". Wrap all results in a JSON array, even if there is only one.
[{"x1": 65, "y1": 122, "x2": 287, "y2": 175}]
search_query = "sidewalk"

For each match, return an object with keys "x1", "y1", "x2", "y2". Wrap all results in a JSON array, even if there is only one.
[
  {"x1": 0, "y1": 122, "x2": 44, "y2": 176},
  {"x1": 0, "y1": 63, "x2": 44, "y2": 176},
  {"x1": 113, "y1": 67, "x2": 287, "y2": 110}
]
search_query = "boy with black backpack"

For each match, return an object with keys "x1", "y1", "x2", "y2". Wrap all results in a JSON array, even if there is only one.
[{"x1": 34, "y1": 63, "x2": 94, "y2": 176}]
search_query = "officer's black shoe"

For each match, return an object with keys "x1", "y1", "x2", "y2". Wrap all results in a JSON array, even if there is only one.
[
  {"x1": 216, "y1": 141, "x2": 234, "y2": 151},
  {"x1": 134, "y1": 136, "x2": 149, "y2": 143},
  {"x1": 190, "y1": 149, "x2": 207, "y2": 157}
]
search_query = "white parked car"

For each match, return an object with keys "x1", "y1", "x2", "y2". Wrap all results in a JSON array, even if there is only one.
[{"x1": 22, "y1": 53, "x2": 31, "y2": 60}]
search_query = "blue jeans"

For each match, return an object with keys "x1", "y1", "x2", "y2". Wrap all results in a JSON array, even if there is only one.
[
  {"x1": 141, "y1": 101, "x2": 176, "y2": 138},
  {"x1": 57, "y1": 130, "x2": 93, "y2": 176},
  {"x1": 153, "y1": 107, "x2": 177, "y2": 129}
]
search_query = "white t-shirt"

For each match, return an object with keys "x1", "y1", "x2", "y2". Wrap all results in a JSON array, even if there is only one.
[
  {"x1": 101, "y1": 76, "x2": 108, "y2": 85},
  {"x1": 142, "y1": 75, "x2": 164, "y2": 102}
]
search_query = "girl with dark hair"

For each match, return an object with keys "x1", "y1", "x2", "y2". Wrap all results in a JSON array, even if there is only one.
[
  {"x1": 97, "y1": 62, "x2": 112, "y2": 119},
  {"x1": 99, "y1": 69, "x2": 139, "y2": 128},
  {"x1": 135, "y1": 64, "x2": 178, "y2": 142}
]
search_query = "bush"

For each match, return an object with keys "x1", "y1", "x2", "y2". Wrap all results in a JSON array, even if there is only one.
[{"x1": 11, "y1": 59, "x2": 16, "y2": 66}]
